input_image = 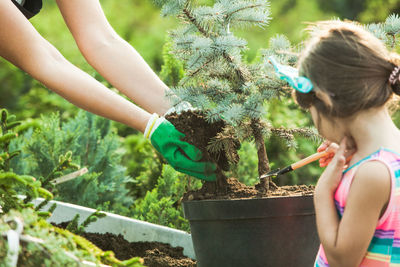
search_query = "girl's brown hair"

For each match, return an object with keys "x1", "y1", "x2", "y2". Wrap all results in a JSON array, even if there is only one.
[{"x1": 295, "y1": 20, "x2": 400, "y2": 118}]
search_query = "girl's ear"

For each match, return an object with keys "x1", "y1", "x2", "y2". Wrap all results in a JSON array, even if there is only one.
[{"x1": 315, "y1": 90, "x2": 333, "y2": 110}]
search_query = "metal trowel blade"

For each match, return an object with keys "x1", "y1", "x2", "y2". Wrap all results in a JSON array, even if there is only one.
[{"x1": 259, "y1": 168, "x2": 281, "y2": 179}]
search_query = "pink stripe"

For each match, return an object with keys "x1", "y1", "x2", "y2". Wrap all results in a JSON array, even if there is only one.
[{"x1": 359, "y1": 257, "x2": 390, "y2": 267}]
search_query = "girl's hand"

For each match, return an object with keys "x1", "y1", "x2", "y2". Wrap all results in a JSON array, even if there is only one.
[
  {"x1": 317, "y1": 140, "x2": 354, "y2": 168},
  {"x1": 317, "y1": 140, "x2": 337, "y2": 167},
  {"x1": 316, "y1": 138, "x2": 351, "y2": 194}
]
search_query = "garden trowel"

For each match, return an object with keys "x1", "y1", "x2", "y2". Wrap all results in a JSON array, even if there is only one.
[{"x1": 259, "y1": 150, "x2": 330, "y2": 179}]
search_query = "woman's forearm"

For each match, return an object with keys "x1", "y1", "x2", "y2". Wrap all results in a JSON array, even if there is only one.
[
  {"x1": 0, "y1": 1, "x2": 151, "y2": 132},
  {"x1": 29, "y1": 43, "x2": 151, "y2": 132},
  {"x1": 79, "y1": 36, "x2": 172, "y2": 116}
]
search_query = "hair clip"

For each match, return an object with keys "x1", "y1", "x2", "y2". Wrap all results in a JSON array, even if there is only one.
[
  {"x1": 389, "y1": 66, "x2": 400, "y2": 85},
  {"x1": 268, "y1": 56, "x2": 313, "y2": 93}
]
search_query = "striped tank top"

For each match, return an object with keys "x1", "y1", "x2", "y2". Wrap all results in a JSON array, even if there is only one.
[{"x1": 315, "y1": 148, "x2": 400, "y2": 266}]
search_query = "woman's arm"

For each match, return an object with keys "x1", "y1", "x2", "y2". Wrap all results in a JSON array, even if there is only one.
[
  {"x1": 0, "y1": 1, "x2": 150, "y2": 132},
  {"x1": 55, "y1": 0, "x2": 171, "y2": 116}
]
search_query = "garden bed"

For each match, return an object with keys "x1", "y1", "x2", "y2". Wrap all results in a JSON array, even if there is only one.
[
  {"x1": 32, "y1": 199, "x2": 196, "y2": 266},
  {"x1": 80, "y1": 232, "x2": 196, "y2": 267},
  {"x1": 53, "y1": 221, "x2": 196, "y2": 267}
]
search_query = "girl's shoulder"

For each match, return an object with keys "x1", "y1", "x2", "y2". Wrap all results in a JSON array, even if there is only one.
[
  {"x1": 336, "y1": 148, "x2": 396, "y2": 211},
  {"x1": 343, "y1": 147, "x2": 400, "y2": 175},
  {"x1": 335, "y1": 149, "x2": 393, "y2": 223}
]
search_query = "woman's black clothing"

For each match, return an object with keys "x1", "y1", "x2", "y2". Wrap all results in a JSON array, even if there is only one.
[{"x1": 12, "y1": 0, "x2": 42, "y2": 19}]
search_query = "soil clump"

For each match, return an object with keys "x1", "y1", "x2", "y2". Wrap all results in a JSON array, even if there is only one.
[{"x1": 165, "y1": 110, "x2": 239, "y2": 171}]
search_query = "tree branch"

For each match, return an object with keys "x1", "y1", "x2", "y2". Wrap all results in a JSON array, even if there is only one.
[{"x1": 227, "y1": 4, "x2": 264, "y2": 17}]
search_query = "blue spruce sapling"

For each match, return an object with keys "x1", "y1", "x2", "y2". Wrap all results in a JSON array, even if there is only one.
[{"x1": 154, "y1": 0, "x2": 317, "y2": 191}]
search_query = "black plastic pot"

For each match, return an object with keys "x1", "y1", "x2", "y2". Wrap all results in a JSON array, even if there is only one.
[{"x1": 183, "y1": 196, "x2": 319, "y2": 267}]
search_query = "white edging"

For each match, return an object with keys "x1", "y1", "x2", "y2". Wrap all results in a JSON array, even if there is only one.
[{"x1": 32, "y1": 199, "x2": 195, "y2": 259}]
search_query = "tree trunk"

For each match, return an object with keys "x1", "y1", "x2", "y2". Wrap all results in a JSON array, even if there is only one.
[{"x1": 250, "y1": 118, "x2": 271, "y2": 192}]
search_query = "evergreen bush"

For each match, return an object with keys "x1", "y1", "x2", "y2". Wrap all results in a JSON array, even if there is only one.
[
  {"x1": 0, "y1": 109, "x2": 52, "y2": 214},
  {"x1": 10, "y1": 111, "x2": 133, "y2": 216},
  {"x1": 132, "y1": 165, "x2": 201, "y2": 231},
  {"x1": 0, "y1": 109, "x2": 144, "y2": 266},
  {"x1": 122, "y1": 134, "x2": 164, "y2": 199}
]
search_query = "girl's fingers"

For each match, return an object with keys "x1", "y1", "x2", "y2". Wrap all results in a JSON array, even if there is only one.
[
  {"x1": 325, "y1": 142, "x2": 339, "y2": 153},
  {"x1": 319, "y1": 138, "x2": 347, "y2": 169},
  {"x1": 318, "y1": 139, "x2": 353, "y2": 170},
  {"x1": 320, "y1": 158, "x2": 333, "y2": 167},
  {"x1": 318, "y1": 141, "x2": 338, "y2": 168},
  {"x1": 332, "y1": 137, "x2": 347, "y2": 164},
  {"x1": 339, "y1": 155, "x2": 347, "y2": 168},
  {"x1": 317, "y1": 140, "x2": 331, "y2": 152}
]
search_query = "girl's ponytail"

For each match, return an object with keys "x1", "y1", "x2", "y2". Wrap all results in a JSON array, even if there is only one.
[
  {"x1": 389, "y1": 55, "x2": 400, "y2": 95},
  {"x1": 389, "y1": 67, "x2": 400, "y2": 95}
]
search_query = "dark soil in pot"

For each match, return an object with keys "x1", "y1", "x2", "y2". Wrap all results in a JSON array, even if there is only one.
[
  {"x1": 184, "y1": 177, "x2": 314, "y2": 200},
  {"x1": 165, "y1": 109, "x2": 240, "y2": 172},
  {"x1": 166, "y1": 110, "x2": 314, "y2": 200},
  {"x1": 53, "y1": 222, "x2": 196, "y2": 267}
]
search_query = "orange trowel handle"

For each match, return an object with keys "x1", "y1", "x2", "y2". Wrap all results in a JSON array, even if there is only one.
[{"x1": 292, "y1": 151, "x2": 330, "y2": 170}]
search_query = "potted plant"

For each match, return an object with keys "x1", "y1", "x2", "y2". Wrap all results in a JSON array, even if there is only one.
[{"x1": 152, "y1": 0, "x2": 320, "y2": 266}]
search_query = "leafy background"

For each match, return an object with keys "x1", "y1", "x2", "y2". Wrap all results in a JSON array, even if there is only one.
[{"x1": 1, "y1": 0, "x2": 399, "y2": 230}]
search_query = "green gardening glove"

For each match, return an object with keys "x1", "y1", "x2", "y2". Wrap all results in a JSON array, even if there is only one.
[{"x1": 144, "y1": 113, "x2": 217, "y2": 181}]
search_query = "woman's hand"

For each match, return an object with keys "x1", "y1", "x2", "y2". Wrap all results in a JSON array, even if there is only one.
[{"x1": 144, "y1": 114, "x2": 217, "y2": 181}]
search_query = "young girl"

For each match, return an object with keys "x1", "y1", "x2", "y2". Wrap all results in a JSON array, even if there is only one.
[{"x1": 294, "y1": 21, "x2": 400, "y2": 266}]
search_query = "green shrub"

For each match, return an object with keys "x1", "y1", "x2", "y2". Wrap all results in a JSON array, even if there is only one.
[
  {"x1": 0, "y1": 109, "x2": 52, "y2": 213},
  {"x1": 10, "y1": 111, "x2": 133, "y2": 216},
  {"x1": 0, "y1": 110, "x2": 144, "y2": 267},
  {"x1": 159, "y1": 39, "x2": 185, "y2": 87},
  {"x1": 122, "y1": 134, "x2": 164, "y2": 199},
  {"x1": 133, "y1": 165, "x2": 202, "y2": 231}
]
